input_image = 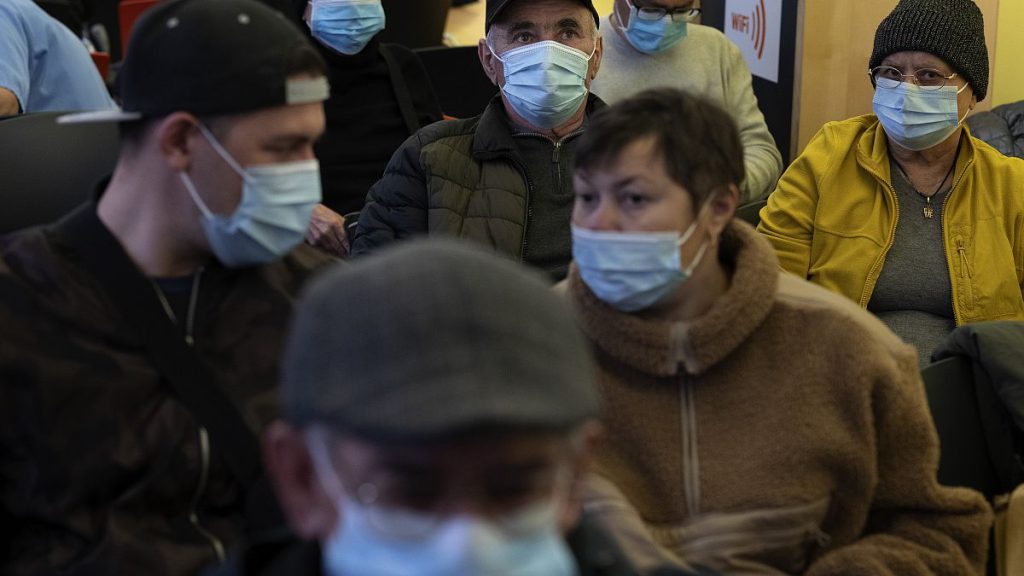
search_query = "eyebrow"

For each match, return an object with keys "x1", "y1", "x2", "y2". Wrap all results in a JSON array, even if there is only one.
[
  {"x1": 505, "y1": 21, "x2": 537, "y2": 35},
  {"x1": 265, "y1": 135, "x2": 313, "y2": 146},
  {"x1": 557, "y1": 18, "x2": 583, "y2": 30}
]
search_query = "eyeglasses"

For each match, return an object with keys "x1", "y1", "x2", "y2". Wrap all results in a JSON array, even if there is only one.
[
  {"x1": 630, "y1": 0, "x2": 702, "y2": 22},
  {"x1": 869, "y1": 66, "x2": 960, "y2": 90},
  {"x1": 352, "y1": 482, "x2": 563, "y2": 539}
]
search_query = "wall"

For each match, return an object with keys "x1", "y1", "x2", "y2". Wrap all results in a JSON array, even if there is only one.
[
  {"x1": 993, "y1": 1, "x2": 1024, "y2": 106},
  {"x1": 446, "y1": 0, "x2": 615, "y2": 45},
  {"x1": 796, "y1": 0, "x2": 998, "y2": 153}
]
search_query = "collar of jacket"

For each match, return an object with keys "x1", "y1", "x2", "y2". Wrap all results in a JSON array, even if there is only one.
[
  {"x1": 854, "y1": 115, "x2": 978, "y2": 189},
  {"x1": 49, "y1": 200, "x2": 235, "y2": 339},
  {"x1": 471, "y1": 92, "x2": 606, "y2": 161},
  {"x1": 568, "y1": 221, "x2": 779, "y2": 377}
]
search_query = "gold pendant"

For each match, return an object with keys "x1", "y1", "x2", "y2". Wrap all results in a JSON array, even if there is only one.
[{"x1": 923, "y1": 204, "x2": 934, "y2": 219}]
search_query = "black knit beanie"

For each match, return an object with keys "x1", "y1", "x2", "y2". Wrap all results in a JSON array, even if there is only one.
[{"x1": 869, "y1": 0, "x2": 988, "y2": 101}]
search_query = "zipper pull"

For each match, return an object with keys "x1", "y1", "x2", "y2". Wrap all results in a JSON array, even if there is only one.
[
  {"x1": 956, "y1": 239, "x2": 973, "y2": 278},
  {"x1": 552, "y1": 141, "x2": 561, "y2": 163}
]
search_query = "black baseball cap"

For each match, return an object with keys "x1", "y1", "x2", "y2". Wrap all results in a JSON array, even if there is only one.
[
  {"x1": 486, "y1": 0, "x2": 600, "y2": 33},
  {"x1": 61, "y1": 0, "x2": 329, "y2": 124}
]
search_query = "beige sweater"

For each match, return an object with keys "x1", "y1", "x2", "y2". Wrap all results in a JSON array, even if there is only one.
[{"x1": 565, "y1": 222, "x2": 992, "y2": 575}]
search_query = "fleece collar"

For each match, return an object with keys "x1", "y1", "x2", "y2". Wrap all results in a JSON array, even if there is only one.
[{"x1": 569, "y1": 222, "x2": 779, "y2": 376}]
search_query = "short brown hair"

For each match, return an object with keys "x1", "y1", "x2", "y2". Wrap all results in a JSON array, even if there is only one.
[{"x1": 575, "y1": 88, "x2": 745, "y2": 207}]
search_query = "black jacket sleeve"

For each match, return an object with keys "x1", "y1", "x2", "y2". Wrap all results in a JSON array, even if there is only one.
[{"x1": 351, "y1": 130, "x2": 431, "y2": 256}]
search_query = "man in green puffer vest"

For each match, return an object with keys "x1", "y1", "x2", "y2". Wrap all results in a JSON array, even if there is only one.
[{"x1": 352, "y1": 0, "x2": 606, "y2": 281}]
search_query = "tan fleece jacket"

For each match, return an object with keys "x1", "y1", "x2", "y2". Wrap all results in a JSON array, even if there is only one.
[{"x1": 566, "y1": 222, "x2": 992, "y2": 575}]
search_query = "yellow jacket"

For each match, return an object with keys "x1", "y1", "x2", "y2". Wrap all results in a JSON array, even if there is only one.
[{"x1": 758, "y1": 115, "x2": 1024, "y2": 325}]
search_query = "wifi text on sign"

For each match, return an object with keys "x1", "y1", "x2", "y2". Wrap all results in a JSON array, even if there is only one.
[
  {"x1": 731, "y1": 13, "x2": 749, "y2": 34},
  {"x1": 724, "y1": 0, "x2": 782, "y2": 83}
]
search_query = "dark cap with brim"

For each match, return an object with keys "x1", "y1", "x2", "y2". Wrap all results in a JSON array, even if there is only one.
[
  {"x1": 59, "y1": 0, "x2": 328, "y2": 125},
  {"x1": 486, "y1": 0, "x2": 599, "y2": 33},
  {"x1": 282, "y1": 239, "x2": 599, "y2": 441}
]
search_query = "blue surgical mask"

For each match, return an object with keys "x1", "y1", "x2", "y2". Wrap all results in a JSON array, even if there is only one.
[
  {"x1": 572, "y1": 216, "x2": 709, "y2": 312},
  {"x1": 308, "y1": 0, "x2": 386, "y2": 56},
  {"x1": 489, "y1": 40, "x2": 594, "y2": 129},
  {"x1": 615, "y1": 1, "x2": 688, "y2": 54},
  {"x1": 872, "y1": 82, "x2": 969, "y2": 151},
  {"x1": 179, "y1": 125, "x2": 321, "y2": 267},
  {"x1": 306, "y1": 433, "x2": 579, "y2": 576}
]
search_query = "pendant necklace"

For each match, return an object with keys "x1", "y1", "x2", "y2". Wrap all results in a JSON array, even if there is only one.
[{"x1": 892, "y1": 157, "x2": 956, "y2": 220}]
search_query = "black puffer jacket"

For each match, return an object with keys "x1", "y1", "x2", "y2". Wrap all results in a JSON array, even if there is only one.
[
  {"x1": 965, "y1": 101, "x2": 1024, "y2": 158},
  {"x1": 352, "y1": 94, "x2": 604, "y2": 279}
]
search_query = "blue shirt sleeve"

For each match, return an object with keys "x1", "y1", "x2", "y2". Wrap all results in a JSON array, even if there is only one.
[{"x1": 0, "y1": 6, "x2": 31, "y2": 110}]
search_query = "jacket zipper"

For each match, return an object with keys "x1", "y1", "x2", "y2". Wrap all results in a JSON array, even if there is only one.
[
  {"x1": 680, "y1": 373, "x2": 700, "y2": 517},
  {"x1": 955, "y1": 238, "x2": 973, "y2": 279},
  {"x1": 940, "y1": 163, "x2": 970, "y2": 326},
  {"x1": 183, "y1": 271, "x2": 226, "y2": 562},
  {"x1": 858, "y1": 181, "x2": 899, "y2": 308},
  {"x1": 510, "y1": 129, "x2": 585, "y2": 259},
  {"x1": 189, "y1": 426, "x2": 226, "y2": 562},
  {"x1": 506, "y1": 155, "x2": 534, "y2": 260},
  {"x1": 154, "y1": 269, "x2": 228, "y2": 562}
]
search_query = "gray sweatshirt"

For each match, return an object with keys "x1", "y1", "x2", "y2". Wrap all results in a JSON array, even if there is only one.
[{"x1": 591, "y1": 18, "x2": 783, "y2": 203}]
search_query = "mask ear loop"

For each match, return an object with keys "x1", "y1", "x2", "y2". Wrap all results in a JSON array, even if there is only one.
[
  {"x1": 306, "y1": 426, "x2": 349, "y2": 507},
  {"x1": 178, "y1": 122, "x2": 250, "y2": 219},
  {"x1": 676, "y1": 199, "x2": 713, "y2": 274},
  {"x1": 179, "y1": 172, "x2": 215, "y2": 220},
  {"x1": 954, "y1": 82, "x2": 972, "y2": 126},
  {"x1": 195, "y1": 123, "x2": 250, "y2": 182}
]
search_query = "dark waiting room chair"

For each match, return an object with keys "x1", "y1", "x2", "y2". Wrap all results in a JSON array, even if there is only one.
[
  {"x1": 414, "y1": 45, "x2": 497, "y2": 119},
  {"x1": 735, "y1": 198, "x2": 768, "y2": 228},
  {"x1": 0, "y1": 112, "x2": 119, "y2": 235},
  {"x1": 921, "y1": 355, "x2": 1009, "y2": 500},
  {"x1": 379, "y1": 0, "x2": 451, "y2": 49}
]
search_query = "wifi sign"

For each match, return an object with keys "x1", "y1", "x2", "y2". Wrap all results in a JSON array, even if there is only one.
[
  {"x1": 725, "y1": 0, "x2": 781, "y2": 83},
  {"x1": 730, "y1": 0, "x2": 768, "y2": 59}
]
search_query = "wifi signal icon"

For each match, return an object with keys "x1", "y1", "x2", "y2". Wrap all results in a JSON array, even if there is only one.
[{"x1": 749, "y1": 0, "x2": 767, "y2": 59}]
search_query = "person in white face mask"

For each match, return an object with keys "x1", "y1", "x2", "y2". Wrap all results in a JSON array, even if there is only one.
[
  {"x1": 271, "y1": 0, "x2": 442, "y2": 257},
  {"x1": 759, "y1": 0, "x2": 1024, "y2": 367},
  {"x1": 590, "y1": 0, "x2": 782, "y2": 204},
  {"x1": 0, "y1": 1, "x2": 337, "y2": 575},
  {"x1": 216, "y1": 239, "x2": 702, "y2": 576},
  {"x1": 562, "y1": 87, "x2": 992, "y2": 574},
  {"x1": 352, "y1": 0, "x2": 606, "y2": 282}
]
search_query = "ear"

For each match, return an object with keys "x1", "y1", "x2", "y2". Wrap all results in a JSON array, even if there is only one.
[
  {"x1": 587, "y1": 35, "x2": 603, "y2": 85},
  {"x1": 478, "y1": 38, "x2": 502, "y2": 86},
  {"x1": 558, "y1": 420, "x2": 603, "y2": 533},
  {"x1": 263, "y1": 421, "x2": 339, "y2": 540},
  {"x1": 156, "y1": 111, "x2": 201, "y2": 173},
  {"x1": 704, "y1": 184, "x2": 740, "y2": 241}
]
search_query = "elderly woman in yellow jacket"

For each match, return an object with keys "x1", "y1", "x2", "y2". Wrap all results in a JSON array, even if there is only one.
[
  {"x1": 758, "y1": 0, "x2": 1024, "y2": 365},
  {"x1": 563, "y1": 87, "x2": 990, "y2": 575}
]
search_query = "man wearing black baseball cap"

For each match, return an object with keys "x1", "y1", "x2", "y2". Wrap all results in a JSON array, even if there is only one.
[
  {"x1": 0, "y1": 1, "x2": 334, "y2": 574},
  {"x1": 352, "y1": 0, "x2": 605, "y2": 282},
  {"x1": 215, "y1": 239, "x2": 701, "y2": 576}
]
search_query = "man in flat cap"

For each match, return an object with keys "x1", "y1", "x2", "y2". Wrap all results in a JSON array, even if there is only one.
[
  {"x1": 352, "y1": 0, "x2": 605, "y2": 282},
  {"x1": 219, "y1": 240, "x2": 699, "y2": 575},
  {"x1": 0, "y1": 0, "x2": 333, "y2": 574}
]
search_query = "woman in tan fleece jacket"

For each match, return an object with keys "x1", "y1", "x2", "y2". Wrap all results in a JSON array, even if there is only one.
[{"x1": 563, "y1": 88, "x2": 992, "y2": 575}]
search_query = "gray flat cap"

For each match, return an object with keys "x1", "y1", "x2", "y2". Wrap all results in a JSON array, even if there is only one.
[{"x1": 282, "y1": 239, "x2": 598, "y2": 440}]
